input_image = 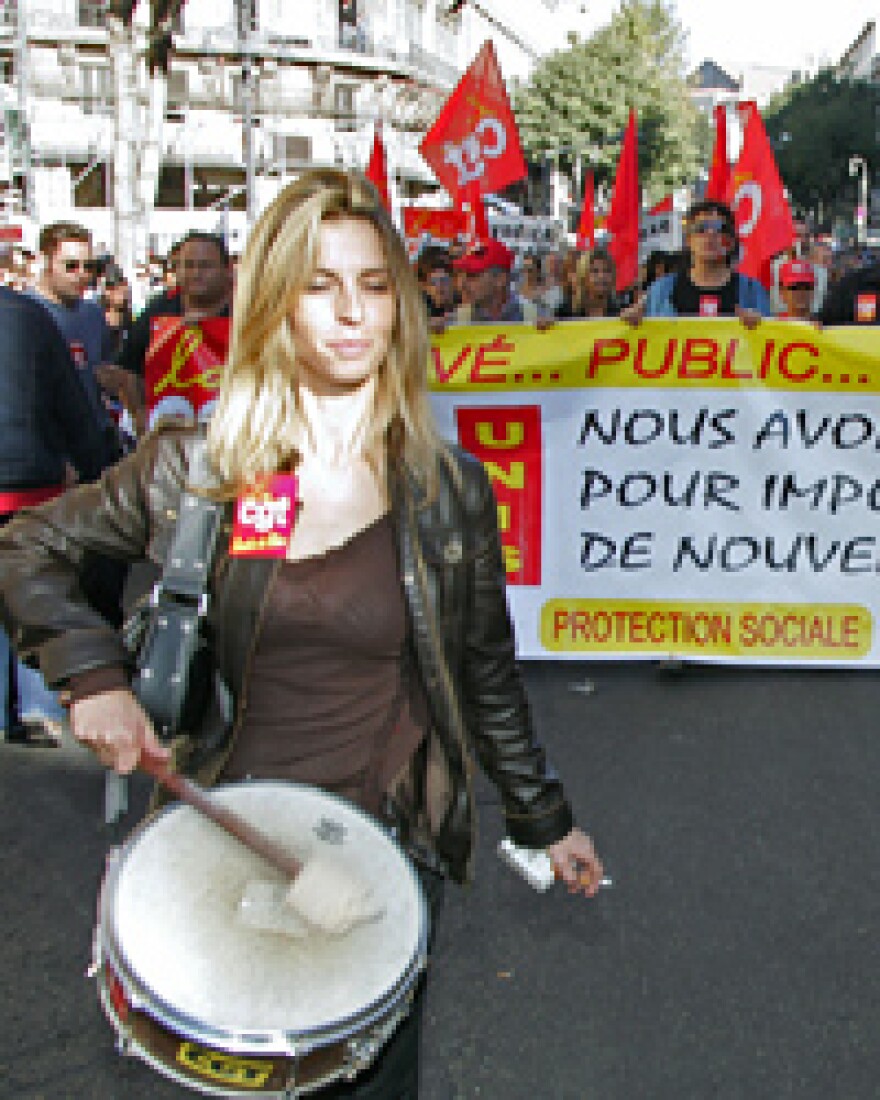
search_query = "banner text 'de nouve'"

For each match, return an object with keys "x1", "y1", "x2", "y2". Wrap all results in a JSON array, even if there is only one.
[
  {"x1": 428, "y1": 320, "x2": 880, "y2": 666},
  {"x1": 430, "y1": 319, "x2": 880, "y2": 394}
]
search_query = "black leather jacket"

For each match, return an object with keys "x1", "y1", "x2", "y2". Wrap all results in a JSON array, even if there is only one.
[{"x1": 0, "y1": 425, "x2": 574, "y2": 881}]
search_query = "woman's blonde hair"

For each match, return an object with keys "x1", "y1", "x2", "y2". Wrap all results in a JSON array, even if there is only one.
[
  {"x1": 206, "y1": 168, "x2": 443, "y2": 497},
  {"x1": 570, "y1": 247, "x2": 616, "y2": 316}
]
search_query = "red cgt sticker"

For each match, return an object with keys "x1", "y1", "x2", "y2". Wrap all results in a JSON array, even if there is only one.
[
  {"x1": 230, "y1": 475, "x2": 297, "y2": 558},
  {"x1": 856, "y1": 293, "x2": 877, "y2": 323}
]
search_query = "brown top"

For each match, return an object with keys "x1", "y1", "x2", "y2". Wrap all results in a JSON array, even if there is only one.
[{"x1": 219, "y1": 512, "x2": 428, "y2": 817}]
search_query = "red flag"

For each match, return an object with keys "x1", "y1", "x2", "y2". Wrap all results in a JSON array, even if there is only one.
[
  {"x1": 419, "y1": 41, "x2": 527, "y2": 199},
  {"x1": 648, "y1": 194, "x2": 673, "y2": 215},
  {"x1": 705, "y1": 105, "x2": 730, "y2": 202},
  {"x1": 605, "y1": 109, "x2": 640, "y2": 292},
  {"x1": 576, "y1": 171, "x2": 595, "y2": 249},
  {"x1": 366, "y1": 125, "x2": 391, "y2": 211},
  {"x1": 726, "y1": 105, "x2": 794, "y2": 286}
]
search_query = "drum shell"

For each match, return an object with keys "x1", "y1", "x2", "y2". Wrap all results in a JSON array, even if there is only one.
[{"x1": 93, "y1": 781, "x2": 429, "y2": 1097}]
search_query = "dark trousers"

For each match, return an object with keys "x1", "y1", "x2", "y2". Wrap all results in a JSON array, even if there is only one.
[{"x1": 318, "y1": 864, "x2": 444, "y2": 1099}]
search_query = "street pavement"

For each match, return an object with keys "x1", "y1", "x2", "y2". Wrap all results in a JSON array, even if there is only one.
[{"x1": 2, "y1": 661, "x2": 880, "y2": 1099}]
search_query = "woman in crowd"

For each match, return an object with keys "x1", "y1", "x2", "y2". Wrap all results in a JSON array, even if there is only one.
[
  {"x1": 0, "y1": 168, "x2": 603, "y2": 1098},
  {"x1": 99, "y1": 262, "x2": 133, "y2": 361},
  {"x1": 557, "y1": 247, "x2": 620, "y2": 319},
  {"x1": 517, "y1": 251, "x2": 543, "y2": 306}
]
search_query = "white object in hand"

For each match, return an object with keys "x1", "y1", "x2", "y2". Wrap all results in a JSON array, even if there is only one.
[
  {"x1": 497, "y1": 838, "x2": 557, "y2": 892},
  {"x1": 285, "y1": 855, "x2": 385, "y2": 935}
]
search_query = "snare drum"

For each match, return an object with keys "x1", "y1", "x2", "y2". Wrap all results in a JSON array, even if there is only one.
[{"x1": 92, "y1": 781, "x2": 428, "y2": 1097}]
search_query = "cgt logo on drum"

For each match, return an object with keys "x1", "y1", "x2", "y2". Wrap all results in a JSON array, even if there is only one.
[{"x1": 177, "y1": 1041, "x2": 274, "y2": 1089}]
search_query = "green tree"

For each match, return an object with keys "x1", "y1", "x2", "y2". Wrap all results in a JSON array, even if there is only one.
[
  {"x1": 764, "y1": 70, "x2": 880, "y2": 229},
  {"x1": 512, "y1": 0, "x2": 701, "y2": 202}
]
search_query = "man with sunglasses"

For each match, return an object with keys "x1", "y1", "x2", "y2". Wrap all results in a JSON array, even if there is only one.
[
  {"x1": 30, "y1": 222, "x2": 119, "y2": 459},
  {"x1": 30, "y1": 223, "x2": 128, "y2": 661},
  {"x1": 623, "y1": 200, "x2": 771, "y2": 325}
]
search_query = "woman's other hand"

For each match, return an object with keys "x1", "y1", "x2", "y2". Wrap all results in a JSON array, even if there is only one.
[
  {"x1": 70, "y1": 689, "x2": 171, "y2": 775},
  {"x1": 547, "y1": 827, "x2": 604, "y2": 897}
]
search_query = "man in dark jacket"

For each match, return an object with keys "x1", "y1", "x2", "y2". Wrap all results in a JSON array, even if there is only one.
[
  {"x1": 0, "y1": 288, "x2": 109, "y2": 745},
  {"x1": 820, "y1": 258, "x2": 880, "y2": 325}
]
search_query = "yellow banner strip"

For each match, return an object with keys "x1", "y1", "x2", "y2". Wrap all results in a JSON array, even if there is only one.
[
  {"x1": 430, "y1": 320, "x2": 880, "y2": 394},
  {"x1": 540, "y1": 599, "x2": 872, "y2": 659}
]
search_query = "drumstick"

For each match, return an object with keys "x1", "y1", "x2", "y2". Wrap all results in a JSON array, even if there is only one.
[{"x1": 140, "y1": 758, "x2": 303, "y2": 881}]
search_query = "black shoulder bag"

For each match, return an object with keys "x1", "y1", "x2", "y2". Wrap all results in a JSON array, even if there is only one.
[{"x1": 122, "y1": 443, "x2": 225, "y2": 742}]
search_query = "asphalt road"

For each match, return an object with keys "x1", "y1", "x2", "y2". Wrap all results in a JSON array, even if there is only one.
[{"x1": 2, "y1": 661, "x2": 880, "y2": 1099}]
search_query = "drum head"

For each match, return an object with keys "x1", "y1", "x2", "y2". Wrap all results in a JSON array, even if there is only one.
[{"x1": 100, "y1": 782, "x2": 426, "y2": 1055}]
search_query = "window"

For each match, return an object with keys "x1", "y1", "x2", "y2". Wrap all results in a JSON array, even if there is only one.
[
  {"x1": 166, "y1": 67, "x2": 188, "y2": 106},
  {"x1": 404, "y1": 0, "x2": 422, "y2": 47},
  {"x1": 0, "y1": 2, "x2": 18, "y2": 30},
  {"x1": 271, "y1": 133, "x2": 311, "y2": 170},
  {"x1": 236, "y1": 0, "x2": 257, "y2": 35},
  {"x1": 334, "y1": 83, "x2": 356, "y2": 131},
  {"x1": 81, "y1": 64, "x2": 112, "y2": 115},
  {"x1": 77, "y1": 0, "x2": 106, "y2": 28}
]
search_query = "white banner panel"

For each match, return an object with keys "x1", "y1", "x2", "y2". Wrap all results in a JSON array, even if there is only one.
[{"x1": 429, "y1": 319, "x2": 880, "y2": 666}]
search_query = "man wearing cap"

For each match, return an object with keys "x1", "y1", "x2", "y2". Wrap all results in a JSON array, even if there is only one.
[
  {"x1": 450, "y1": 238, "x2": 540, "y2": 326},
  {"x1": 777, "y1": 260, "x2": 816, "y2": 321}
]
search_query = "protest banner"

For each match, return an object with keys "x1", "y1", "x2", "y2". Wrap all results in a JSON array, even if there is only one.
[{"x1": 429, "y1": 319, "x2": 880, "y2": 666}]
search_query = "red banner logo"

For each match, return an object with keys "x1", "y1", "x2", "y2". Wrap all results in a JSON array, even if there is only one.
[{"x1": 456, "y1": 406, "x2": 542, "y2": 585}]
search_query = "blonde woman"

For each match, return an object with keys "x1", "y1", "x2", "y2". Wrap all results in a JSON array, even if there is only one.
[
  {"x1": 557, "y1": 247, "x2": 620, "y2": 319},
  {"x1": 0, "y1": 169, "x2": 602, "y2": 1097}
]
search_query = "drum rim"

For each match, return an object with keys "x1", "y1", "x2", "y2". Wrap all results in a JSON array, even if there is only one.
[{"x1": 98, "y1": 779, "x2": 429, "y2": 1057}]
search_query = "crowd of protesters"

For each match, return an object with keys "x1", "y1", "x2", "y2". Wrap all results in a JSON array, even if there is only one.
[
  {"x1": 0, "y1": 219, "x2": 235, "y2": 746},
  {"x1": 1, "y1": 196, "x2": 879, "y2": 750},
  {"x1": 415, "y1": 201, "x2": 880, "y2": 330}
]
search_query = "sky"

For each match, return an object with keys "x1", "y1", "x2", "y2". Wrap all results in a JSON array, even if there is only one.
[
  {"x1": 671, "y1": 0, "x2": 877, "y2": 76},
  {"x1": 554, "y1": 2, "x2": 878, "y2": 76}
]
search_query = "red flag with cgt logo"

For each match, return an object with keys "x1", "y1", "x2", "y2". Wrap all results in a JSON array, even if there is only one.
[
  {"x1": 419, "y1": 40, "x2": 527, "y2": 200},
  {"x1": 726, "y1": 104, "x2": 794, "y2": 287}
]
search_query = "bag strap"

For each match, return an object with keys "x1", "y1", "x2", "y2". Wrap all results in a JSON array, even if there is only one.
[
  {"x1": 130, "y1": 438, "x2": 225, "y2": 739},
  {"x1": 155, "y1": 437, "x2": 224, "y2": 606}
]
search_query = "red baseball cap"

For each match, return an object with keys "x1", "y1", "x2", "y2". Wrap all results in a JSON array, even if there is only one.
[
  {"x1": 453, "y1": 238, "x2": 514, "y2": 274},
  {"x1": 779, "y1": 259, "x2": 815, "y2": 288}
]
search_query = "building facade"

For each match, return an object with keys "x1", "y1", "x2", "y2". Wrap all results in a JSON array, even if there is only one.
[{"x1": 0, "y1": 0, "x2": 572, "y2": 265}]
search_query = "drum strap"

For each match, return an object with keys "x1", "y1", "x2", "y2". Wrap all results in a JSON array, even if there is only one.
[{"x1": 124, "y1": 440, "x2": 226, "y2": 740}]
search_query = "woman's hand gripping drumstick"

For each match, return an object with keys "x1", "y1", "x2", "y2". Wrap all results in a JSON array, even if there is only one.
[{"x1": 70, "y1": 689, "x2": 171, "y2": 775}]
